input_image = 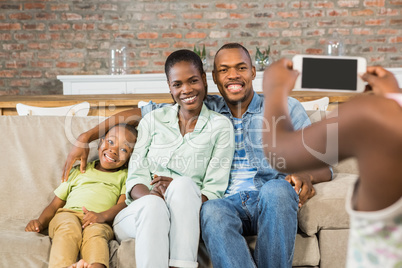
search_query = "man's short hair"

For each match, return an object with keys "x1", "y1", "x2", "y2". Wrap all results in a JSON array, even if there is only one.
[{"x1": 214, "y1": 43, "x2": 252, "y2": 69}]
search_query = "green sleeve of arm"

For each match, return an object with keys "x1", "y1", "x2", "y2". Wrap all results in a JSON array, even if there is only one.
[
  {"x1": 54, "y1": 167, "x2": 80, "y2": 201},
  {"x1": 125, "y1": 114, "x2": 153, "y2": 204},
  {"x1": 201, "y1": 117, "x2": 235, "y2": 200}
]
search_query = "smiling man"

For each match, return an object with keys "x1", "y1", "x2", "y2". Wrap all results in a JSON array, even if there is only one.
[
  {"x1": 62, "y1": 44, "x2": 332, "y2": 268},
  {"x1": 199, "y1": 43, "x2": 332, "y2": 268}
]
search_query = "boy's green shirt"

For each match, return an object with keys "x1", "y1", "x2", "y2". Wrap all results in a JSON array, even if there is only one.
[{"x1": 55, "y1": 161, "x2": 127, "y2": 213}]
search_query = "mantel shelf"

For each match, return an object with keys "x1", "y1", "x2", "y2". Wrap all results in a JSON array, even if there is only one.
[
  {"x1": 58, "y1": 68, "x2": 402, "y2": 96},
  {"x1": 57, "y1": 72, "x2": 262, "y2": 95}
]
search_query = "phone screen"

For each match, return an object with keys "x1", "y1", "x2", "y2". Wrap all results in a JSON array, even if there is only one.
[{"x1": 302, "y1": 57, "x2": 358, "y2": 91}]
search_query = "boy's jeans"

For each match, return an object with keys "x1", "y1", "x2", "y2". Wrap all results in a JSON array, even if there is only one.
[
  {"x1": 200, "y1": 179, "x2": 299, "y2": 268},
  {"x1": 113, "y1": 177, "x2": 201, "y2": 268}
]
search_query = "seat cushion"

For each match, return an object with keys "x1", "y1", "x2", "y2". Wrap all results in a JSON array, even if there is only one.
[
  {"x1": 197, "y1": 233, "x2": 320, "y2": 267},
  {"x1": 298, "y1": 173, "x2": 358, "y2": 236},
  {"x1": 333, "y1": 158, "x2": 358, "y2": 174},
  {"x1": 319, "y1": 229, "x2": 349, "y2": 268},
  {"x1": 0, "y1": 222, "x2": 51, "y2": 268},
  {"x1": 114, "y1": 239, "x2": 136, "y2": 268},
  {"x1": 114, "y1": 234, "x2": 320, "y2": 268}
]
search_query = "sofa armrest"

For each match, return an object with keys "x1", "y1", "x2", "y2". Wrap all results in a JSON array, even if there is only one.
[{"x1": 297, "y1": 173, "x2": 358, "y2": 236}]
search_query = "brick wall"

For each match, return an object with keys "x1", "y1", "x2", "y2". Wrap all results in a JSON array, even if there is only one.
[{"x1": 0, "y1": 0, "x2": 401, "y2": 95}]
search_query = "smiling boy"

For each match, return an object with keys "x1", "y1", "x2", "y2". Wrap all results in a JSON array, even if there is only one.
[{"x1": 26, "y1": 124, "x2": 137, "y2": 268}]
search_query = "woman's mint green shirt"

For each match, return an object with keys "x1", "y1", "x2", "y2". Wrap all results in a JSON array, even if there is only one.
[{"x1": 126, "y1": 103, "x2": 234, "y2": 204}]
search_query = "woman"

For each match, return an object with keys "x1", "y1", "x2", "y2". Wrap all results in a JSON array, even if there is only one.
[{"x1": 112, "y1": 49, "x2": 234, "y2": 268}]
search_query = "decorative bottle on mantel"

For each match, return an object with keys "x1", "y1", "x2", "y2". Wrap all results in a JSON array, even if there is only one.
[
  {"x1": 110, "y1": 38, "x2": 127, "y2": 75},
  {"x1": 326, "y1": 31, "x2": 344, "y2": 56}
]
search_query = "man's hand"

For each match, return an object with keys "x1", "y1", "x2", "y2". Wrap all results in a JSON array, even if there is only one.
[
  {"x1": 81, "y1": 207, "x2": 106, "y2": 229},
  {"x1": 362, "y1": 66, "x2": 401, "y2": 95},
  {"x1": 25, "y1": 219, "x2": 44, "y2": 233},
  {"x1": 285, "y1": 173, "x2": 316, "y2": 208},
  {"x1": 62, "y1": 134, "x2": 90, "y2": 182}
]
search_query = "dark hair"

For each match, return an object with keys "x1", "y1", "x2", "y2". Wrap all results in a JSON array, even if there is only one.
[
  {"x1": 164, "y1": 49, "x2": 205, "y2": 81},
  {"x1": 103, "y1": 123, "x2": 137, "y2": 143},
  {"x1": 214, "y1": 43, "x2": 252, "y2": 69},
  {"x1": 98, "y1": 123, "x2": 137, "y2": 169}
]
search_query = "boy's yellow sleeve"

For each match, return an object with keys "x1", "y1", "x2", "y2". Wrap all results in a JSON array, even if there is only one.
[{"x1": 54, "y1": 166, "x2": 80, "y2": 201}]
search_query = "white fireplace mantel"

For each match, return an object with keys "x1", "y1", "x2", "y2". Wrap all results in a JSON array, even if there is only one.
[
  {"x1": 58, "y1": 68, "x2": 401, "y2": 95},
  {"x1": 57, "y1": 72, "x2": 264, "y2": 95}
]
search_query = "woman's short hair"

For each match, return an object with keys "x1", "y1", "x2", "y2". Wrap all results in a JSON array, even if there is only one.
[{"x1": 164, "y1": 49, "x2": 205, "y2": 80}]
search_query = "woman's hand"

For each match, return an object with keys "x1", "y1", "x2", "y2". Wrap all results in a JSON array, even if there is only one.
[
  {"x1": 25, "y1": 219, "x2": 44, "y2": 233},
  {"x1": 81, "y1": 207, "x2": 106, "y2": 229},
  {"x1": 149, "y1": 186, "x2": 166, "y2": 199},
  {"x1": 150, "y1": 175, "x2": 173, "y2": 199},
  {"x1": 62, "y1": 134, "x2": 90, "y2": 182}
]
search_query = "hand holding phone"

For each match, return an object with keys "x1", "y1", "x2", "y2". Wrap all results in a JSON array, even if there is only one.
[{"x1": 292, "y1": 55, "x2": 367, "y2": 92}]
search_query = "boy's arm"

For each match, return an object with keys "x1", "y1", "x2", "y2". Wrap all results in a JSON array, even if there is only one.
[
  {"x1": 25, "y1": 196, "x2": 65, "y2": 232},
  {"x1": 81, "y1": 194, "x2": 127, "y2": 228},
  {"x1": 62, "y1": 108, "x2": 142, "y2": 182}
]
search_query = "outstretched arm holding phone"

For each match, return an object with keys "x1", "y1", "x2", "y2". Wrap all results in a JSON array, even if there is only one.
[
  {"x1": 262, "y1": 58, "x2": 402, "y2": 268},
  {"x1": 262, "y1": 59, "x2": 402, "y2": 212}
]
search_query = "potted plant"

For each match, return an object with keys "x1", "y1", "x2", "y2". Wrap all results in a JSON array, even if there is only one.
[
  {"x1": 194, "y1": 44, "x2": 209, "y2": 72},
  {"x1": 255, "y1": 45, "x2": 271, "y2": 71}
]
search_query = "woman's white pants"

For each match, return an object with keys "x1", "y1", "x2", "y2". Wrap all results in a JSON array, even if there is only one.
[{"x1": 113, "y1": 177, "x2": 201, "y2": 268}]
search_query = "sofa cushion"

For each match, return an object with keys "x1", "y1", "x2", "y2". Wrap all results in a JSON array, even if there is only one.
[
  {"x1": 293, "y1": 232, "x2": 320, "y2": 266},
  {"x1": 116, "y1": 233, "x2": 321, "y2": 268},
  {"x1": 298, "y1": 173, "x2": 358, "y2": 236},
  {"x1": 0, "y1": 116, "x2": 103, "y2": 225},
  {"x1": 0, "y1": 116, "x2": 108, "y2": 267},
  {"x1": 333, "y1": 158, "x2": 358, "y2": 175},
  {"x1": 114, "y1": 239, "x2": 136, "y2": 268},
  {"x1": 318, "y1": 229, "x2": 349, "y2": 268},
  {"x1": 0, "y1": 222, "x2": 51, "y2": 268},
  {"x1": 248, "y1": 235, "x2": 321, "y2": 267}
]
